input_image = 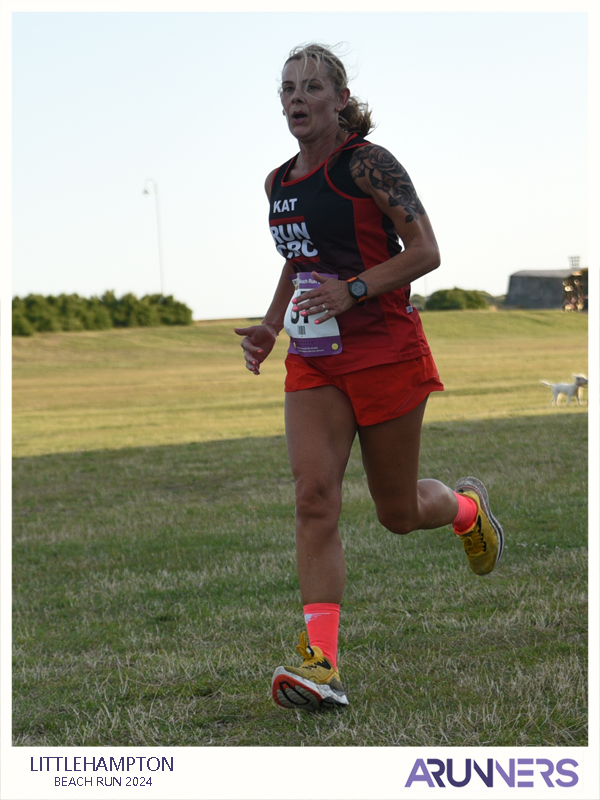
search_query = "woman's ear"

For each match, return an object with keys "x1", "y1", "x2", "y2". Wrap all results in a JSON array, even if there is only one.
[{"x1": 337, "y1": 87, "x2": 351, "y2": 112}]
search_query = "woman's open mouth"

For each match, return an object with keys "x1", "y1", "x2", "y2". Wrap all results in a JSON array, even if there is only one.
[{"x1": 292, "y1": 112, "x2": 307, "y2": 123}]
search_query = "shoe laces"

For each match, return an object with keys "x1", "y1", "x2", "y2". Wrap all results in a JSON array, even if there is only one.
[{"x1": 461, "y1": 517, "x2": 486, "y2": 555}]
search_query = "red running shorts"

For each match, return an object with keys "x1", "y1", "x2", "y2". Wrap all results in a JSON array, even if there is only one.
[{"x1": 284, "y1": 352, "x2": 444, "y2": 427}]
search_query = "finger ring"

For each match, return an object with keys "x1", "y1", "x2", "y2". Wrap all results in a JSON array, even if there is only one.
[{"x1": 322, "y1": 304, "x2": 327, "y2": 311}]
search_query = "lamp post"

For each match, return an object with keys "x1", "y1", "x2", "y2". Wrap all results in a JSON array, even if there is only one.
[{"x1": 143, "y1": 179, "x2": 165, "y2": 296}]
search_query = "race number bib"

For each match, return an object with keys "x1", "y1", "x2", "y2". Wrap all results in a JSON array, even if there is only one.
[{"x1": 284, "y1": 272, "x2": 343, "y2": 357}]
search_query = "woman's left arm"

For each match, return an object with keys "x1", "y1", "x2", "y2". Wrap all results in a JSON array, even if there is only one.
[
  {"x1": 348, "y1": 143, "x2": 441, "y2": 290},
  {"x1": 293, "y1": 144, "x2": 440, "y2": 322}
]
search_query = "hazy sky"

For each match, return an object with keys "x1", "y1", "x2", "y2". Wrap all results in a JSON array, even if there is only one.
[{"x1": 11, "y1": 10, "x2": 590, "y2": 320}]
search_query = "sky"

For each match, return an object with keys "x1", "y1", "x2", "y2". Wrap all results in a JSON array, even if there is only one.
[{"x1": 9, "y1": 9, "x2": 590, "y2": 320}]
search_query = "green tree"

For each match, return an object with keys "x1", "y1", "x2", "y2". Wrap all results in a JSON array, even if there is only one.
[
  {"x1": 12, "y1": 311, "x2": 35, "y2": 336},
  {"x1": 143, "y1": 294, "x2": 193, "y2": 325},
  {"x1": 22, "y1": 294, "x2": 62, "y2": 332},
  {"x1": 426, "y1": 288, "x2": 488, "y2": 311},
  {"x1": 408, "y1": 293, "x2": 425, "y2": 311},
  {"x1": 13, "y1": 291, "x2": 193, "y2": 334},
  {"x1": 82, "y1": 297, "x2": 113, "y2": 330},
  {"x1": 47, "y1": 294, "x2": 86, "y2": 331}
]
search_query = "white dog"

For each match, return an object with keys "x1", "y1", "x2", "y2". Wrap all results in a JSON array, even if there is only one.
[{"x1": 540, "y1": 375, "x2": 588, "y2": 406}]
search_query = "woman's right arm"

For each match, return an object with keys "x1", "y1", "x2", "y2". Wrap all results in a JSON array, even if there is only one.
[
  {"x1": 234, "y1": 261, "x2": 294, "y2": 375},
  {"x1": 233, "y1": 168, "x2": 294, "y2": 375}
]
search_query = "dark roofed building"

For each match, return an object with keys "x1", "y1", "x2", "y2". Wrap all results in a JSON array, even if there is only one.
[{"x1": 506, "y1": 269, "x2": 587, "y2": 310}]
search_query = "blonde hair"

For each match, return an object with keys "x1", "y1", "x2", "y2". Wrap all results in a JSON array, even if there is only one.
[{"x1": 284, "y1": 43, "x2": 375, "y2": 137}]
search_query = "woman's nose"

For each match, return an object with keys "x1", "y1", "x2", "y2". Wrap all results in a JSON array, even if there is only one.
[{"x1": 291, "y1": 87, "x2": 305, "y2": 103}]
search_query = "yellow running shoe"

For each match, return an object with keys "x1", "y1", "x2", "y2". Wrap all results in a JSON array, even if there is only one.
[
  {"x1": 455, "y1": 476, "x2": 504, "y2": 576},
  {"x1": 271, "y1": 632, "x2": 349, "y2": 711}
]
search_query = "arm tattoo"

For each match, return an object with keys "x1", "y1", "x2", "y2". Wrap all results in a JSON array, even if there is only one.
[{"x1": 349, "y1": 145, "x2": 425, "y2": 223}]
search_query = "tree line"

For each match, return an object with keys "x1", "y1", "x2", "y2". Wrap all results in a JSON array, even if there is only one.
[
  {"x1": 410, "y1": 287, "x2": 504, "y2": 311},
  {"x1": 12, "y1": 286, "x2": 501, "y2": 337},
  {"x1": 12, "y1": 291, "x2": 193, "y2": 336}
]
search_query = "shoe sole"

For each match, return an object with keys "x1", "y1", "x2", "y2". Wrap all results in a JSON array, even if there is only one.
[
  {"x1": 271, "y1": 668, "x2": 349, "y2": 711},
  {"x1": 455, "y1": 476, "x2": 505, "y2": 569}
]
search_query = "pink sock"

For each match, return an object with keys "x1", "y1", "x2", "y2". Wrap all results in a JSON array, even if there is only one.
[
  {"x1": 303, "y1": 602, "x2": 340, "y2": 670},
  {"x1": 452, "y1": 492, "x2": 478, "y2": 534}
]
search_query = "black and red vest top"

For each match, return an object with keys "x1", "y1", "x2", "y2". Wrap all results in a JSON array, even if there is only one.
[{"x1": 269, "y1": 134, "x2": 431, "y2": 375}]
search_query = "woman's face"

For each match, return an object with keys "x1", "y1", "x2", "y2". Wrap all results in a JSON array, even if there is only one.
[{"x1": 280, "y1": 58, "x2": 347, "y2": 144}]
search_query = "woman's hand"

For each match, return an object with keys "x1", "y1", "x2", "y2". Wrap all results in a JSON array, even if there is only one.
[
  {"x1": 292, "y1": 272, "x2": 355, "y2": 324},
  {"x1": 234, "y1": 323, "x2": 279, "y2": 375}
]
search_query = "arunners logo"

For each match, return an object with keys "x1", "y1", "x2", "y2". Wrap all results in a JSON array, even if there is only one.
[
  {"x1": 270, "y1": 215, "x2": 319, "y2": 261},
  {"x1": 405, "y1": 758, "x2": 579, "y2": 789}
]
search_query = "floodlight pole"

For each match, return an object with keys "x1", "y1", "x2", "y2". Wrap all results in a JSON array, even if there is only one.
[
  {"x1": 143, "y1": 179, "x2": 165, "y2": 296},
  {"x1": 568, "y1": 255, "x2": 580, "y2": 273}
]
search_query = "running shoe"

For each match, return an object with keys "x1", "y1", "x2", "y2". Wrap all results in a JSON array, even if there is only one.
[
  {"x1": 454, "y1": 476, "x2": 504, "y2": 576},
  {"x1": 271, "y1": 632, "x2": 349, "y2": 711}
]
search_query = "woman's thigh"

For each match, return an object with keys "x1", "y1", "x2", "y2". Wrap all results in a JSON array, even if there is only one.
[{"x1": 285, "y1": 385, "x2": 358, "y2": 507}]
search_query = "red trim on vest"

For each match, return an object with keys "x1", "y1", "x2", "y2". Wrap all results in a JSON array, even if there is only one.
[
  {"x1": 324, "y1": 141, "x2": 370, "y2": 201},
  {"x1": 268, "y1": 215, "x2": 304, "y2": 225},
  {"x1": 281, "y1": 134, "x2": 360, "y2": 186}
]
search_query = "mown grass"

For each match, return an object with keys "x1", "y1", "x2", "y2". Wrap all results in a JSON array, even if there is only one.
[
  {"x1": 13, "y1": 417, "x2": 587, "y2": 746},
  {"x1": 12, "y1": 311, "x2": 588, "y2": 746},
  {"x1": 12, "y1": 311, "x2": 588, "y2": 457}
]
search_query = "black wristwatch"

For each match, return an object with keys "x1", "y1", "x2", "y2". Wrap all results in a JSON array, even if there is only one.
[{"x1": 347, "y1": 277, "x2": 368, "y2": 306}]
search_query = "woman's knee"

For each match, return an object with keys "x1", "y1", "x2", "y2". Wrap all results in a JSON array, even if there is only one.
[
  {"x1": 294, "y1": 477, "x2": 342, "y2": 524},
  {"x1": 375, "y1": 504, "x2": 418, "y2": 536}
]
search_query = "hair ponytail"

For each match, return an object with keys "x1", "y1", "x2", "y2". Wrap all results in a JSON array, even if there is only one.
[{"x1": 339, "y1": 96, "x2": 374, "y2": 137}]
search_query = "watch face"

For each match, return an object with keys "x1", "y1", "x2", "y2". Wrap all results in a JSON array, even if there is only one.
[{"x1": 350, "y1": 280, "x2": 367, "y2": 298}]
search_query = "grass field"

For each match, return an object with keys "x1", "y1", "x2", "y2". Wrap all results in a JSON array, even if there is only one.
[
  {"x1": 12, "y1": 310, "x2": 588, "y2": 746},
  {"x1": 13, "y1": 310, "x2": 588, "y2": 457}
]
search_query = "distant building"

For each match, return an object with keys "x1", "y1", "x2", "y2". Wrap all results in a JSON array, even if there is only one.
[{"x1": 505, "y1": 269, "x2": 587, "y2": 310}]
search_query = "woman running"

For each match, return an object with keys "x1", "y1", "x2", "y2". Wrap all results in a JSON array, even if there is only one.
[{"x1": 235, "y1": 43, "x2": 504, "y2": 712}]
